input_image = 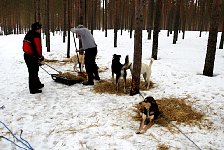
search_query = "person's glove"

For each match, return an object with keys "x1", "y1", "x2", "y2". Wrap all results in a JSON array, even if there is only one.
[
  {"x1": 76, "y1": 48, "x2": 85, "y2": 52},
  {"x1": 38, "y1": 57, "x2": 45, "y2": 66},
  {"x1": 39, "y1": 61, "x2": 45, "y2": 66},
  {"x1": 40, "y1": 56, "x2": 44, "y2": 61}
]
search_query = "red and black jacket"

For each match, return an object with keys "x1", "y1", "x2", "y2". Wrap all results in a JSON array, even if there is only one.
[{"x1": 23, "y1": 30, "x2": 44, "y2": 60}]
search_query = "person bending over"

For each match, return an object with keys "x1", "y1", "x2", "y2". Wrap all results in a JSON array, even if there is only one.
[{"x1": 71, "y1": 25, "x2": 100, "y2": 85}]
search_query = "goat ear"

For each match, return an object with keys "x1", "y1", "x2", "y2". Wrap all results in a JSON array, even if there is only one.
[{"x1": 124, "y1": 55, "x2": 129, "y2": 66}]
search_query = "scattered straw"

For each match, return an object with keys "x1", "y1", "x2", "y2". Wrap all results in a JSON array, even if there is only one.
[
  {"x1": 157, "y1": 144, "x2": 169, "y2": 150},
  {"x1": 132, "y1": 97, "x2": 212, "y2": 131},
  {"x1": 93, "y1": 78, "x2": 154, "y2": 95}
]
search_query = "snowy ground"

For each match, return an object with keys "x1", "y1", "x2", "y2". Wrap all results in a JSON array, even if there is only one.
[{"x1": 0, "y1": 30, "x2": 224, "y2": 150}]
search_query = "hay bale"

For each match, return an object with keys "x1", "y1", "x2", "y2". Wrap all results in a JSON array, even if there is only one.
[{"x1": 93, "y1": 78, "x2": 154, "y2": 95}]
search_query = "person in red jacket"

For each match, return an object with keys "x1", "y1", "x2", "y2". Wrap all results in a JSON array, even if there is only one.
[{"x1": 23, "y1": 22, "x2": 44, "y2": 94}]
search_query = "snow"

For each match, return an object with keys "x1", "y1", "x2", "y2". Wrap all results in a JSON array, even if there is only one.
[{"x1": 0, "y1": 30, "x2": 224, "y2": 150}]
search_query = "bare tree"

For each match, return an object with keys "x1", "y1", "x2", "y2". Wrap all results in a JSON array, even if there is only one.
[
  {"x1": 219, "y1": 20, "x2": 224, "y2": 49},
  {"x1": 34, "y1": 0, "x2": 41, "y2": 22},
  {"x1": 147, "y1": 0, "x2": 154, "y2": 40},
  {"x1": 63, "y1": 0, "x2": 67, "y2": 43},
  {"x1": 105, "y1": 0, "x2": 108, "y2": 37},
  {"x1": 130, "y1": 0, "x2": 144, "y2": 96},
  {"x1": 173, "y1": 0, "x2": 181, "y2": 44},
  {"x1": 151, "y1": 0, "x2": 162, "y2": 60},
  {"x1": 203, "y1": 0, "x2": 221, "y2": 77},
  {"x1": 219, "y1": 1, "x2": 224, "y2": 49},
  {"x1": 45, "y1": 0, "x2": 50, "y2": 52},
  {"x1": 114, "y1": 0, "x2": 119, "y2": 47},
  {"x1": 67, "y1": 0, "x2": 71, "y2": 58},
  {"x1": 129, "y1": 0, "x2": 135, "y2": 39}
]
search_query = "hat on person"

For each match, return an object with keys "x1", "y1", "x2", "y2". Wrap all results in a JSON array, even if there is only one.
[
  {"x1": 77, "y1": 24, "x2": 84, "y2": 28},
  {"x1": 31, "y1": 22, "x2": 42, "y2": 31}
]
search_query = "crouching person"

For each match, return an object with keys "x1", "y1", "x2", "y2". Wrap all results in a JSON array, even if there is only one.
[
  {"x1": 71, "y1": 25, "x2": 100, "y2": 85},
  {"x1": 23, "y1": 22, "x2": 44, "y2": 94}
]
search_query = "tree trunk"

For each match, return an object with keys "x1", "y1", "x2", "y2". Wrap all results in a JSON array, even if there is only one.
[
  {"x1": 91, "y1": 0, "x2": 94, "y2": 34},
  {"x1": 167, "y1": 0, "x2": 174, "y2": 37},
  {"x1": 147, "y1": 0, "x2": 154, "y2": 40},
  {"x1": 203, "y1": 0, "x2": 221, "y2": 77},
  {"x1": 67, "y1": 0, "x2": 71, "y2": 58},
  {"x1": 34, "y1": 0, "x2": 41, "y2": 22},
  {"x1": 63, "y1": 0, "x2": 67, "y2": 43},
  {"x1": 151, "y1": 0, "x2": 162, "y2": 60},
  {"x1": 219, "y1": 20, "x2": 224, "y2": 49},
  {"x1": 130, "y1": 0, "x2": 143, "y2": 96},
  {"x1": 129, "y1": 0, "x2": 135, "y2": 39},
  {"x1": 173, "y1": 0, "x2": 180, "y2": 44},
  {"x1": 45, "y1": 0, "x2": 50, "y2": 52},
  {"x1": 114, "y1": 0, "x2": 119, "y2": 47},
  {"x1": 181, "y1": 1, "x2": 187, "y2": 39},
  {"x1": 105, "y1": 0, "x2": 108, "y2": 37},
  {"x1": 199, "y1": 0, "x2": 205, "y2": 37}
]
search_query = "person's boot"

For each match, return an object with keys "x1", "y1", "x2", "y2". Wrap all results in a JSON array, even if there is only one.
[
  {"x1": 94, "y1": 73, "x2": 100, "y2": 80},
  {"x1": 82, "y1": 80, "x2": 94, "y2": 85},
  {"x1": 30, "y1": 89, "x2": 42, "y2": 94},
  {"x1": 37, "y1": 83, "x2": 44, "y2": 89},
  {"x1": 83, "y1": 75, "x2": 94, "y2": 85},
  {"x1": 93, "y1": 67, "x2": 100, "y2": 80}
]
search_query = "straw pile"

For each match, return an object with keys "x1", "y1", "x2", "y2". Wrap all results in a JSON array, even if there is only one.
[
  {"x1": 132, "y1": 97, "x2": 212, "y2": 131},
  {"x1": 93, "y1": 78, "x2": 154, "y2": 95}
]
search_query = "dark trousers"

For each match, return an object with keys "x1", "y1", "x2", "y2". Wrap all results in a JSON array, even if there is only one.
[
  {"x1": 24, "y1": 54, "x2": 41, "y2": 92},
  {"x1": 84, "y1": 47, "x2": 99, "y2": 82}
]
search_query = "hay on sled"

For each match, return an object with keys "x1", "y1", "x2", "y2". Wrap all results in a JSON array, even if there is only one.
[
  {"x1": 57, "y1": 72, "x2": 86, "y2": 80},
  {"x1": 51, "y1": 72, "x2": 87, "y2": 85}
]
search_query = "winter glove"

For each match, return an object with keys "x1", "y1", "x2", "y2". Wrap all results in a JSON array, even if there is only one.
[
  {"x1": 38, "y1": 57, "x2": 45, "y2": 66},
  {"x1": 40, "y1": 56, "x2": 44, "y2": 61},
  {"x1": 38, "y1": 61, "x2": 45, "y2": 66},
  {"x1": 76, "y1": 48, "x2": 85, "y2": 52}
]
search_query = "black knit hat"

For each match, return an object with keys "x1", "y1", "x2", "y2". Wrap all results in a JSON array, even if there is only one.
[
  {"x1": 31, "y1": 22, "x2": 42, "y2": 31},
  {"x1": 77, "y1": 24, "x2": 84, "y2": 28}
]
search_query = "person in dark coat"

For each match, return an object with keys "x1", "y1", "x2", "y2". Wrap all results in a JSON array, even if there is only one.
[
  {"x1": 71, "y1": 25, "x2": 100, "y2": 85},
  {"x1": 23, "y1": 22, "x2": 44, "y2": 94}
]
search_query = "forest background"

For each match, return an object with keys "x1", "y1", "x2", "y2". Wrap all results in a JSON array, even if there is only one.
[
  {"x1": 1, "y1": 0, "x2": 224, "y2": 42},
  {"x1": 0, "y1": 0, "x2": 223, "y2": 94}
]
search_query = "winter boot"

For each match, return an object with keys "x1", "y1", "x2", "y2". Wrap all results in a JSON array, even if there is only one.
[
  {"x1": 93, "y1": 66, "x2": 100, "y2": 80},
  {"x1": 82, "y1": 80, "x2": 94, "y2": 85},
  {"x1": 30, "y1": 89, "x2": 42, "y2": 94},
  {"x1": 93, "y1": 73, "x2": 100, "y2": 80}
]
